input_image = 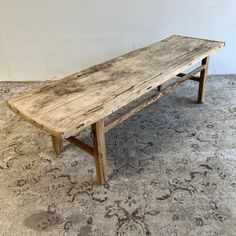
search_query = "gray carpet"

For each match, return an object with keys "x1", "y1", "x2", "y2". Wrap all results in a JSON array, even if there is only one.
[{"x1": 0, "y1": 75, "x2": 236, "y2": 236}]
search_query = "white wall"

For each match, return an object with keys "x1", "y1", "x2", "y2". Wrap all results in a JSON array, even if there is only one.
[{"x1": 0, "y1": 0, "x2": 235, "y2": 81}]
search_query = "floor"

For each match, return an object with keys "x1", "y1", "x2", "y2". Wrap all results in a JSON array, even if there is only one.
[{"x1": 0, "y1": 75, "x2": 236, "y2": 236}]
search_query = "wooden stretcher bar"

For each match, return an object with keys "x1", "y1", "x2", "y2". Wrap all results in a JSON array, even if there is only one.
[
  {"x1": 66, "y1": 136, "x2": 94, "y2": 156},
  {"x1": 176, "y1": 73, "x2": 200, "y2": 82}
]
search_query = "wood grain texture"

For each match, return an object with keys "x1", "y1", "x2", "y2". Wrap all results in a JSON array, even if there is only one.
[
  {"x1": 66, "y1": 136, "x2": 94, "y2": 156},
  {"x1": 91, "y1": 120, "x2": 108, "y2": 185},
  {"x1": 51, "y1": 135, "x2": 63, "y2": 154},
  {"x1": 176, "y1": 73, "x2": 200, "y2": 82},
  {"x1": 105, "y1": 64, "x2": 206, "y2": 132},
  {"x1": 198, "y1": 57, "x2": 210, "y2": 103},
  {"x1": 6, "y1": 35, "x2": 225, "y2": 138}
]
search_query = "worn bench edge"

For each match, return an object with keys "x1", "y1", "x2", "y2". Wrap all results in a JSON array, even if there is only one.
[
  {"x1": 5, "y1": 100, "x2": 61, "y2": 138},
  {"x1": 173, "y1": 34, "x2": 226, "y2": 45}
]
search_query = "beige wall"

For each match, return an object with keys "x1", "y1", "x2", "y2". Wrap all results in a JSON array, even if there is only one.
[{"x1": 0, "y1": 0, "x2": 235, "y2": 81}]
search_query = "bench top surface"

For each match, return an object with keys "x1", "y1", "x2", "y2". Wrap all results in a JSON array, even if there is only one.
[{"x1": 7, "y1": 35, "x2": 224, "y2": 138}]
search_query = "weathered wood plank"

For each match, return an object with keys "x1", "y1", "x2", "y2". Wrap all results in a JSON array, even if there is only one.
[
  {"x1": 6, "y1": 35, "x2": 225, "y2": 138},
  {"x1": 6, "y1": 101, "x2": 60, "y2": 137}
]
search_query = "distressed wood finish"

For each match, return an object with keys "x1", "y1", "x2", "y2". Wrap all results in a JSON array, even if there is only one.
[
  {"x1": 105, "y1": 64, "x2": 206, "y2": 133},
  {"x1": 198, "y1": 57, "x2": 210, "y2": 103},
  {"x1": 6, "y1": 35, "x2": 225, "y2": 185},
  {"x1": 66, "y1": 136, "x2": 94, "y2": 156},
  {"x1": 51, "y1": 135, "x2": 63, "y2": 154},
  {"x1": 91, "y1": 120, "x2": 108, "y2": 185},
  {"x1": 176, "y1": 73, "x2": 200, "y2": 82},
  {"x1": 6, "y1": 35, "x2": 224, "y2": 139}
]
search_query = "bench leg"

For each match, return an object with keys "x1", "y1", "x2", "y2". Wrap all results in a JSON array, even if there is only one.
[
  {"x1": 91, "y1": 119, "x2": 108, "y2": 185},
  {"x1": 51, "y1": 135, "x2": 63, "y2": 154},
  {"x1": 198, "y1": 57, "x2": 209, "y2": 103}
]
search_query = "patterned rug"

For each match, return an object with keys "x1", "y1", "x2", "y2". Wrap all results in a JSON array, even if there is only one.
[{"x1": 0, "y1": 75, "x2": 236, "y2": 236}]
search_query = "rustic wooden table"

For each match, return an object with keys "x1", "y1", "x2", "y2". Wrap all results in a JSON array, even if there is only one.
[{"x1": 6, "y1": 35, "x2": 225, "y2": 185}]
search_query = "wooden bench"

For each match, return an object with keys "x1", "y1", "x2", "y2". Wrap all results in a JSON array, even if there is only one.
[{"x1": 6, "y1": 35, "x2": 225, "y2": 185}]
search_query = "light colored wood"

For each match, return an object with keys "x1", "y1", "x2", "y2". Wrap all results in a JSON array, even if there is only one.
[
  {"x1": 5, "y1": 101, "x2": 60, "y2": 137},
  {"x1": 51, "y1": 135, "x2": 63, "y2": 154},
  {"x1": 66, "y1": 136, "x2": 94, "y2": 156},
  {"x1": 6, "y1": 35, "x2": 225, "y2": 139},
  {"x1": 198, "y1": 57, "x2": 210, "y2": 103},
  {"x1": 91, "y1": 120, "x2": 108, "y2": 185},
  {"x1": 105, "y1": 64, "x2": 206, "y2": 132}
]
